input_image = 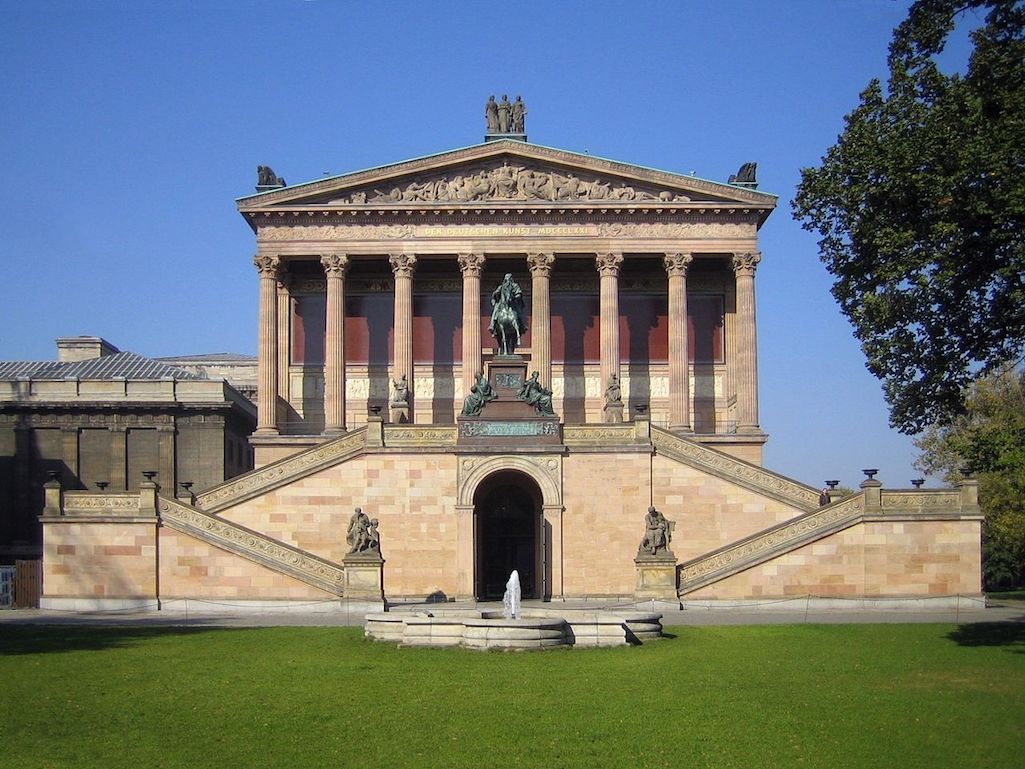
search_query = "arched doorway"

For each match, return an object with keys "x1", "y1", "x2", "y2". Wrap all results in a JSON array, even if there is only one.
[{"x1": 473, "y1": 471, "x2": 543, "y2": 600}]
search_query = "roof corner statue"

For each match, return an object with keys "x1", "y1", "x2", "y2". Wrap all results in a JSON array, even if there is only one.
[
  {"x1": 256, "y1": 165, "x2": 286, "y2": 191},
  {"x1": 488, "y1": 273, "x2": 528, "y2": 356},
  {"x1": 728, "y1": 162, "x2": 757, "y2": 188}
]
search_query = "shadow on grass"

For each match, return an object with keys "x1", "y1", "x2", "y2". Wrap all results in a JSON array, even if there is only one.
[
  {"x1": 947, "y1": 621, "x2": 1025, "y2": 653},
  {"x1": 0, "y1": 625, "x2": 253, "y2": 656}
]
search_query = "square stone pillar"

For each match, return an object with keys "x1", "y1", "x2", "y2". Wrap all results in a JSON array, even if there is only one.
[
  {"x1": 343, "y1": 553, "x2": 384, "y2": 602},
  {"x1": 635, "y1": 555, "x2": 678, "y2": 600}
]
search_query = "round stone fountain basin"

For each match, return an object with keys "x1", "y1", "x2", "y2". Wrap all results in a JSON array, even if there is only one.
[{"x1": 364, "y1": 608, "x2": 663, "y2": 650}]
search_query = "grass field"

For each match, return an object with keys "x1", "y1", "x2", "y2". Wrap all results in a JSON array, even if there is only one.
[{"x1": 2, "y1": 623, "x2": 1023, "y2": 769}]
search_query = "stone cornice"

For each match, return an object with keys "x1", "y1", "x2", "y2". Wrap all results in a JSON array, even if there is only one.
[
  {"x1": 158, "y1": 496, "x2": 344, "y2": 596},
  {"x1": 196, "y1": 428, "x2": 366, "y2": 513},
  {"x1": 237, "y1": 140, "x2": 777, "y2": 212},
  {"x1": 652, "y1": 426, "x2": 821, "y2": 510}
]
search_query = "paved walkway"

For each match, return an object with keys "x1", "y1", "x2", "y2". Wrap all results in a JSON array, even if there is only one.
[{"x1": 2, "y1": 598, "x2": 1023, "y2": 628}]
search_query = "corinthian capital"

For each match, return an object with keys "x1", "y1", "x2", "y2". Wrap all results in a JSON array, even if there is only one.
[
  {"x1": 320, "y1": 253, "x2": 349, "y2": 278},
  {"x1": 253, "y1": 254, "x2": 281, "y2": 278},
  {"x1": 388, "y1": 253, "x2": 417, "y2": 277},
  {"x1": 527, "y1": 252, "x2": 555, "y2": 277},
  {"x1": 595, "y1": 252, "x2": 624, "y2": 276},
  {"x1": 731, "y1": 251, "x2": 761, "y2": 276},
  {"x1": 457, "y1": 252, "x2": 485, "y2": 277},
  {"x1": 663, "y1": 252, "x2": 694, "y2": 277}
]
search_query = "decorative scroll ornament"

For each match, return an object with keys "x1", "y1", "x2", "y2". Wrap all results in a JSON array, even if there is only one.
[
  {"x1": 527, "y1": 252, "x2": 555, "y2": 276},
  {"x1": 331, "y1": 161, "x2": 693, "y2": 205},
  {"x1": 731, "y1": 251, "x2": 761, "y2": 276},
  {"x1": 663, "y1": 252, "x2": 694, "y2": 277},
  {"x1": 388, "y1": 253, "x2": 417, "y2": 277},
  {"x1": 595, "y1": 252, "x2": 624, "y2": 276},
  {"x1": 252, "y1": 254, "x2": 281, "y2": 278},
  {"x1": 457, "y1": 252, "x2": 485, "y2": 277},
  {"x1": 320, "y1": 253, "x2": 349, "y2": 278}
]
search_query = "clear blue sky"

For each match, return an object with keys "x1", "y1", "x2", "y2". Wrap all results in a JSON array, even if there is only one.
[{"x1": 0, "y1": 1, "x2": 981, "y2": 489}]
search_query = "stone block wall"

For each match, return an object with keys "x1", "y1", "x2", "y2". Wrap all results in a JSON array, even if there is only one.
[
  {"x1": 687, "y1": 518, "x2": 983, "y2": 599},
  {"x1": 561, "y1": 452, "x2": 652, "y2": 595},
  {"x1": 159, "y1": 528, "x2": 327, "y2": 600},
  {"x1": 220, "y1": 453, "x2": 460, "y2": 599},
  {"x1": 42, "y1": 520, "x2": 157, "y2": 602}
]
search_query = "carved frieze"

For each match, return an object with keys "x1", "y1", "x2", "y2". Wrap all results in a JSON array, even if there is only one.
[
  {"x1": 383, "y1": 426, "x2": 458, "y2": 446},
  {"x1": 327, "y1": 161, "x2": 694, "y2": 205},
  {"x1": 256, "y1": 219, "x2": 755, "y2": 242}
]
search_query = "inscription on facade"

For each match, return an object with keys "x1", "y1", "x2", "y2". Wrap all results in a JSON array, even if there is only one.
[
  {"x1": 418, "y1": 225, "x2": 595, "y2": 237},
  {"x1": 458, "y1": 420, "x2": 559, "y2": 437}
]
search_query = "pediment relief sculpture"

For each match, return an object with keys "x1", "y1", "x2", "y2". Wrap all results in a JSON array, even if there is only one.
[{"x1": 328, "y1": 161, "x2": 694, "y2": 205}]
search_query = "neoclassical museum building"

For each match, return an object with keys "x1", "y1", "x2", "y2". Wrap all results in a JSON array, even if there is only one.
[{"x1": 40, "y1": 117, "x2": 983, "y2": 610}]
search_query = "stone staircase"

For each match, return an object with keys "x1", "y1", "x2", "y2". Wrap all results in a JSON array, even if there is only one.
[
  {"x1": 196, "y1": 427, "x2": 367, "y2": 513},
  {"x1": 650, "y1": 426, "x2": 822, "y2": 510},
  {"x1": 158, "y1": 495, "x2": 345, "y2": 596}
]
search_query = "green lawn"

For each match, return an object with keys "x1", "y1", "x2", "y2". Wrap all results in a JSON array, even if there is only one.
[{"x1": 2, "y1": 624, "x2": 1023, "y2": 769}]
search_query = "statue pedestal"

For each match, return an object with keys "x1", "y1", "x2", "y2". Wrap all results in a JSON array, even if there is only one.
[
  {"x1": 634, "y1": 554, "x2": 678, "y2": 600},
  {"x1": 603, "y1": 402, "x2": 624, "y2": 423},
  {"x1": 457, "y1": 356, "x2": 561, "y2": 446},
  {"x1": 389, "y1": 402, "x2": 409, "y2": 424},
  {"x1": 343, "y1": 552, "x2": 384, "y2": 602}
]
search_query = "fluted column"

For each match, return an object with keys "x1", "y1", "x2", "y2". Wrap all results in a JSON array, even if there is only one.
[
  {"x1": 732, "y1": 251, "x2": 761, "y2": 434},
  {"x1": 158, "y1": 424, "x2": 175, "y2": 493},
  {"x1": 596, "y1": 252, "x2": 624, "y2": 403},
  {"x1": 389, "y1": 253, "x2": 417, "y2": 420},
  {"x1": 253, "y1": 254, "x2": 282, "y2": 434},
  {"x1": 109, "y1": 426, "x2": 127, "y2": 490},
  {"x1": 321, "y1": 253, "x2": 349, "y2": 435},
  {"x1": 665, "y1": 252, "x2": 694, "y2": 432},
  {"x1": 457, "y1": 253, "x2": 485, "y2": 393},
  {"x1": 527, "y1": 252, "x2": 555, "y2": 387}
]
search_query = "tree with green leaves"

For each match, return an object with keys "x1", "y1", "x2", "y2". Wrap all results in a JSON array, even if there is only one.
[
  {"x1": 914, "y1": 366, "x2": 1025, "y2": 588},
  {"x1": 792, "y1": 0, "x2": 1025, "y2": 434}
]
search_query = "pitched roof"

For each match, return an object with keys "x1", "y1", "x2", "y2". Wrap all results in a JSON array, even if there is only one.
[{"x1": 0, "y1": 352, "x2": 200, "y2": 381}]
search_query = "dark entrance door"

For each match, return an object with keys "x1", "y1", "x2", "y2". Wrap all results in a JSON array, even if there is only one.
[{"x1": 476, "y1": 483, "x2": 537, "y2": 600}]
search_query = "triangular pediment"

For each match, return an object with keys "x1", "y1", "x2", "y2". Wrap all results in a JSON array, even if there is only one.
[{"x1": 237, "y1": 141, "x2": 775, "y2": 212}]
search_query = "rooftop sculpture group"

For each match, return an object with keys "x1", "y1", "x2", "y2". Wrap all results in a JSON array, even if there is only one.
[{"x1": 485, "y1": 94, "x2": 526, "y2": 135}]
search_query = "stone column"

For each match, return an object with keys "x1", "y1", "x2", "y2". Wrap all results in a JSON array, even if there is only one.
[
  {"x1": 321, "y1": 253, "x2": 350, "y2": 435},
  {"x1": 253, "y1": 254, "x2": 282, "y2": 435},
  {"x1": 527, "y1": 252, "x2": 555, "y2": 387},
  {"x1": 457, "y1": 253, "x2": 485, "y2": 393},
  {"x1": 60, "y1": 426, "x2": 78, "y2": 484},
  {"x1": 596, "y1": 252, "x2": 624, "y2": 417},
  {"x1": 109, "y1": 426, "x2": 127, "y2": 490},
  {"x1": 732, "y1": 251, "x2": 761, "y2": 434},
  {"x1": 157, "y1": 424, "x2": 175, "y2": 493},
  {"x1": 665, "y1": 252, "x2": 694, "y2": 432},
  {"x1": 389, "y1": 253, "x2": 417, "y2": 422}
]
